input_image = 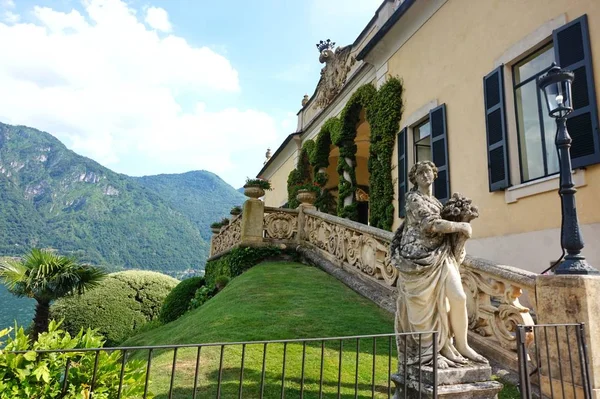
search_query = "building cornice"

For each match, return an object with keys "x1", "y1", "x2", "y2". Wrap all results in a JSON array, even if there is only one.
[{"x1": 356, "y1": 0, "x2": 417, "y2": 61}]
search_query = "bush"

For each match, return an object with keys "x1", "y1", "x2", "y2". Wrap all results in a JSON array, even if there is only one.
[
  {"x1": 188, "y1": 285, "x2": 217, "y2": 310},
  {"x1": 214, "y1": 276, "x2": 229, "y2": 291},
  {"x1": 0, "y1": 321, "x2": 147, "y2": 398},
  {"x1": 159, "y1": 276, "x2": 205, "y2": 323},
  {"x1": 51, "y1": 270, "x2": 178, "y2": 345}
]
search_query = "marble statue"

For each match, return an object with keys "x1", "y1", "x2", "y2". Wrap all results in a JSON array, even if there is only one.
[{"x1": 390, "y1": 161, "x2": 488, "y2": 369}]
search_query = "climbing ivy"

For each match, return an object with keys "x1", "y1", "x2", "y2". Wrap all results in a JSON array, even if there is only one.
[
  {"x1": 286, "y1": 140, "x2": 314, "y2": 208},
  {"x1": 285, "y1": 77, "x2": 403, "y2": 227},
  {"x1": 335, "y1": 84, "x2": 376, "y2": 220},
  {"x1": 311, "y1": 118, "x2": 339, "y2": 173},
  {"x1": 368, "y1": 77, "x2": 404, "y2": 230}
]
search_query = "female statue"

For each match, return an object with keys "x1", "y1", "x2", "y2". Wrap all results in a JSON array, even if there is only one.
[{"x1": 390, "y1": 161, "x2": 487, "y2": 368}]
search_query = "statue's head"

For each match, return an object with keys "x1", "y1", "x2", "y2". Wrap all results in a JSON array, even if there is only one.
[{"x1": 409, "y1": 161, "x2": 438, "y2": 189}]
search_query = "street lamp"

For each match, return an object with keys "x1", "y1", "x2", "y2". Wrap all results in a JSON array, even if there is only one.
[{"x1": 538, "y1": 63, "x2": 599, "y2": 275}]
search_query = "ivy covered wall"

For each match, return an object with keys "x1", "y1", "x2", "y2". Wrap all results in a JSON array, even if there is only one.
[{"x1": 286, "y1": 77, "x2": 403, "y2": 229}]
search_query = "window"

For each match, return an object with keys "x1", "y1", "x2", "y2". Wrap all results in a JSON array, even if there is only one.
[
  {"x1": 483, "y1": 14, "x2": 600, "y2": 193},
  {"x1": 413, "y1": 119, "x2": 432, "y2": 163},
  {"x1": 513, "y1": 43, "x2": 559, "y2": 182}
]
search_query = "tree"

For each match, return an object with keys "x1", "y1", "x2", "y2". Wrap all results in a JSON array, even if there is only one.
[{"x1": 0, "y1": 248, "x2": 106, "y2": 340}]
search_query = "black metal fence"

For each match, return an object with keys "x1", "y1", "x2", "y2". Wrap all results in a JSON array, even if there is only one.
[
  {"x1": 516, "y1": 323, "x2": 593, "y2": 399},
  {"x1": 9, "y1": 331, "x2": 438, "y2": 399}
]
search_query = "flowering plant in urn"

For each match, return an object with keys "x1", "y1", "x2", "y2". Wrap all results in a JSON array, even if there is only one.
[{"x1": 441, "y1": 193, "x2": 479, "y2": 262}]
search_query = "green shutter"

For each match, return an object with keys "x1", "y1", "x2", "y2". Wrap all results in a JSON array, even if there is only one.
[
  {"x1": 397, "y1": 127, "x2": 408, "y2": 217},
  {"x1": 553, "y1": 14, "x2": 600, "y2": 168},
  {"x1": 483, "y1": 66, "x2": 510, "y2": 191},
  {"x1": 429, "y1": 104, "x2": 450, "y2": 203}
]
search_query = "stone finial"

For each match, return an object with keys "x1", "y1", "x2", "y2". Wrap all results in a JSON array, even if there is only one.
[
  {"x1": 264, "y1": 148, "x2": 272, "y2": 165},
  {"x1": 302, "y1": 94, "x2": 309, "y2": 107}
]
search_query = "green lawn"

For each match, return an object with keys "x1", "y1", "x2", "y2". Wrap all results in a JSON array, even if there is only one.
[
  {"x1": 123, "y1": 261, "x2": 397, "y2": 398},
  {"x1": 121, "y1": 261, "x2": 518, "y2": 398}
]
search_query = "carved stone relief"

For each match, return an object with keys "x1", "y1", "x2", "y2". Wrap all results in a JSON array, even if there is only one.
[
  {"x1": 263, "y1": 211, "x2": 298, "y2": 240},
  {"x1": 313, "y1": 40, "x2": 356, "y2": 110}
]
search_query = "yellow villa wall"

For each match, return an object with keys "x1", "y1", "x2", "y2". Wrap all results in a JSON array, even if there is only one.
[
  {"x1": 262, "y1": 151, "x2": 296, "y2": 207},
  {"x1": 388, "y1": 0, "x2": 600, "y2": 238}
]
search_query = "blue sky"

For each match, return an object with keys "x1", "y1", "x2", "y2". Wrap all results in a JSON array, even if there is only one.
[{"x1": 0, "y1": 0, "x2": 380, "y2": 187}]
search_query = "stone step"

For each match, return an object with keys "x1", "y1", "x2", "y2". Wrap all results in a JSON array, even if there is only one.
[
  {"x1": 404, "y1": 362, "x2": 493, "y2": 386},
  {"x1": 392, "y1": 371, "x2": 503, "y2": 399}
]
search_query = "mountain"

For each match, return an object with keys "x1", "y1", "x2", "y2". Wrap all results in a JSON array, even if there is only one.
[
  {"x1": 0, "y1": 122, "x2": 243, "y2": 274},
  {"x1": 135, "y1": 171, "x2": 244, "y2": 241}
]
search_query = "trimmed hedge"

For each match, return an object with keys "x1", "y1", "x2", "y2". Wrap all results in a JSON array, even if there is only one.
[
  {"x1": 159, "y1": 276, "x2": 205, "y2": 323},
  {"x1": 204, "y1": 246, "x2": 285, "y2": 286},
  {"x1": 51, "y1": 270, "x2": 178, "y2": 345}
]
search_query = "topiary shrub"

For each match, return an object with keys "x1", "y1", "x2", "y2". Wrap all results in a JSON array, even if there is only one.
[
  {"x1": 159, "y1": 276, "x2": 205, "y2": 323},
  {"x1": 51, "y1": 270, "x2": 178, "y2": 345},
  {"x1": 0, "y1": 321, "x2": 147, "y2": 398}
]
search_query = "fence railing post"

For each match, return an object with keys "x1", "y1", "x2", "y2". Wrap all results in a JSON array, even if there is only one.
[
  {"x1": 536, "y1": 275, "x2": 600, "y2": 396},
  {"x1": 516, "y1": 325, "x2": 531, "y2": 399}
]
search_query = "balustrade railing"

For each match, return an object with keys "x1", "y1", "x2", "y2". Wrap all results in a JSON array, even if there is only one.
[
  {"x1": 263, "y1": 207, "x2": 299, "y2": 243},
  {"x1": 210, "y1": 214, "x2": 242, "y2": 256},
  {"x1": 209, "y1": 205, "x2": 537, "y2": 369}
]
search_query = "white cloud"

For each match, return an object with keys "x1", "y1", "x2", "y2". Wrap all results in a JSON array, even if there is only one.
[
  {"x1": 3, "y1": 10, "x2": 18, "y2": 23},
  {"x1": 2, "y1": 0, "x2": 15, "y2": 9},
  {"x1": 0, "y1": 0, "x2": 278, "y2": 187},
  {"x1": 144, "y1": 6, "x2": 171, "y2": 32}
]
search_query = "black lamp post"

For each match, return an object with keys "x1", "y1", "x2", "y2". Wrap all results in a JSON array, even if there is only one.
[{"x1": 538, "y1": 63, "x2": 599, "y2": 275}]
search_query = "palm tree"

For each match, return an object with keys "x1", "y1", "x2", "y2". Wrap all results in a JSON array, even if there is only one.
[{"x1": 0, "y1": 248, "x2": 107, "y2": 340}]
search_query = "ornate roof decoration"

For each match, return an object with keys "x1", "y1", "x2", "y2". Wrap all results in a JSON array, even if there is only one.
[{"x1": 313, "y1": 39, "x2": 356, "y2": 110}]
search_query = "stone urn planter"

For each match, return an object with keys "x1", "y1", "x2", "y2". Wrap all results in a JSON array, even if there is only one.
[
  {"x1": 244, "y1": 185, "x2": 265, "y2": 199},
  {"x1": 296, "y1": 189, "x2": 317, "y2": 206}
]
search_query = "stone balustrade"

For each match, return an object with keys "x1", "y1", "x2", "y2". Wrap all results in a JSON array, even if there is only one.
[
  {"x1": 263, "y1": 207, "x2": 299, "y2": 243},
  {"x1": 209, "y1": 205, "x2": 536, "y2": 370},
  {"x1": 210, "y1": 214, "x2": 242, "y2": 256}
]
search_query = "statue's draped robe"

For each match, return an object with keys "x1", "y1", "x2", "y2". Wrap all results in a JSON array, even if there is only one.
[{"x1": 391, "y1": 190, "x2": 459, "y2": 365}]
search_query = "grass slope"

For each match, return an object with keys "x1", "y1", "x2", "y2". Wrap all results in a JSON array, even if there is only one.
[
  {"x1": 123, "y1": 262, "x2": 517, "y2": 399},
  {"x1": 124, "y1": 262, "x2": 395, "y2": 398}
]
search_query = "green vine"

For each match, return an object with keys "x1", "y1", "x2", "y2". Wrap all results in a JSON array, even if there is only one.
[
  {"x1": 368, "y1": 77, "x2": 403, "y2": 230},
  {"x1": 286, "y1": 140, "x2": 314, "y2": 208},
  {"x1": 335, "y1": 84, "x2": 376, "y2": 220},
  {"x1": 311, "y1": 118, "x2": 339, "y2": 172},
  {"x1": 284, "y1": 78, "x2": 402, "y2": 225},
  {"x1": 287, "y1": 169, "x2": 302, "y2": 209}
]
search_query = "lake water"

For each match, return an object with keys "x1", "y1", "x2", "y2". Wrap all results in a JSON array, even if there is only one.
[{"x1": 0, "y1": 285, "x2": 35, "y2": 330}]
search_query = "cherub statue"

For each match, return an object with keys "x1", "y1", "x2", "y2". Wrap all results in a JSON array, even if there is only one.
[{"x1": 390, "y1": 161, "x2": 487, "y2": 369}]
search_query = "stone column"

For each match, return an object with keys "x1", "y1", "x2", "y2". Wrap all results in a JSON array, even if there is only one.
[
  {"x1": 536, "y1": 275, "x2": 600, "y2": 398},
  {"x1": 297, "y1": 203, "x2": 316, "y2": 242},
  {"x1": 343, "y1": 157, "x2": 354, "y2": 207},
  {"x1": 240, "y1": 198, "x2": 265, "y2": 245}
]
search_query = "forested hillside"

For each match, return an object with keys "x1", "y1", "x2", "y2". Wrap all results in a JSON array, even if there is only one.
[
  {"x1": 135, "y1": 171, "x2": 244, "y2": 241},
  {"x1": 0, "y1": 122, "x2": 243, "y2": 274}
]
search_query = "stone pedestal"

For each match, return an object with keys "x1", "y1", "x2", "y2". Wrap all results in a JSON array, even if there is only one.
[
  {"x1": 391, "y1": 362, "x2": 502, "y2": 399},
  {"x1": 240, "y1": 199, "x2": 264, "y2": 244},
  {"x1": 536, "y1": 275, "x2": 600, "y2": 398}
]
